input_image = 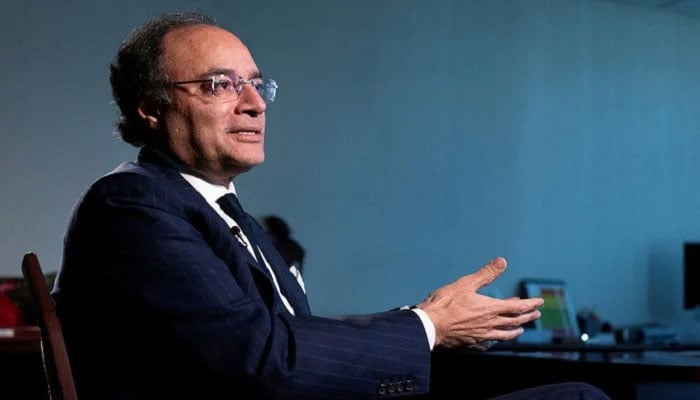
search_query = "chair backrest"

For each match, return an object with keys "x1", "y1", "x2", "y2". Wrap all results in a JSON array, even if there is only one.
[{"x1": 22, "y1": 252, "x2": 78, "y2": 400}]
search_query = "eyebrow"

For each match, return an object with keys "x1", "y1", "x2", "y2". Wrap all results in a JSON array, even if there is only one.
[{"x1": 198, "y1": 68, "x2": 263, "y2": 80}]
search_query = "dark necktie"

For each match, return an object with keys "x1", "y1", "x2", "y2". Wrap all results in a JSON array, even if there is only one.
[
  {"x1": 217, "y1": 193, "x2": 265, "y2": 266},
  {"x1": 217, "y1": 193, "x2": 306, "y2": 315}
]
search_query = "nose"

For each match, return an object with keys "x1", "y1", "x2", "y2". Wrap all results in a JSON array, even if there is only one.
[{"x1": 235, "y1": 83, "x2": 267, "y2": 116}]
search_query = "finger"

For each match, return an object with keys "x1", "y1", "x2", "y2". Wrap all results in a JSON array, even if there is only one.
[
  {"x1": 494, "y1": 327, "x2": 525, "y2": 342},
  {"x1": 493, "y1": 309, "x2": 542, "y2": 328},
  {"x1": 499, "y1": 297, "x2": 544, "y2": 314},
  {"x1": 466, "y1": 257, "x2": 507, "y2": 290},
  {"x1": 478, "y1": 326, "x2": 525, "y2": 343},
  {"x1": 500, "y1": 296, "x2": 544, "y2": 306}
]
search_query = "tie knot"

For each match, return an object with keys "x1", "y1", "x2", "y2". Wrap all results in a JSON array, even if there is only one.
[{"x1": 217, "y1": 193, "x2": 247, "y2": 222}]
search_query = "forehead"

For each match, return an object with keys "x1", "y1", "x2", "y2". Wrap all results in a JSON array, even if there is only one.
[{"x1": 161, "y1": 25, "x2": 259, "y2": 80}]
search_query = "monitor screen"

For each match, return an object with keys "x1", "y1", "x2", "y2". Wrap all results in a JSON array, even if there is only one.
[
  {"x1": 519, "y1": 279, "x2": 580, "y2": 341},
  {"x1": 684, "y1": 242, "x2": 700, "y2": 309}
]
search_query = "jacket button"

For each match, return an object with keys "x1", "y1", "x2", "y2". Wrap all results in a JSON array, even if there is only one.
[
  {"x1": 405, "y1": 378, "x2": 414, "y2": 391},
  {"x1": 377, "y1": 382, "x2": 388, "y2": 396}
]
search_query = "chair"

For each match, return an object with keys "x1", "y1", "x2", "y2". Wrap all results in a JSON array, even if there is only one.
[{"x1": 22, "y1": 252, "x2": 78, "y2": 400}]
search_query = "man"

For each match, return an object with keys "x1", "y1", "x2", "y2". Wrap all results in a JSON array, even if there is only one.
[{"x1": 53, "y1": 11, "x2": 610, "y2": 400}]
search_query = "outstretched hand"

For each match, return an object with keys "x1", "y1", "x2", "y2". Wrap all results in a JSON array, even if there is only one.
[{"x1": 416, "y1": 257, "x2": 544, "y2": 350}]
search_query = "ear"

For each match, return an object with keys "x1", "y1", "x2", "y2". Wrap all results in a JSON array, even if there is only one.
[{"x1": 137, "y1": 99, "x2": 161, "y2": 130}]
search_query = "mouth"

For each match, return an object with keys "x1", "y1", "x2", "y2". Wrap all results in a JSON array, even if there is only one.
[
  {"x1": 229, "y1": 129, "x2": 261, "y2": 136},
  {"x1": 228, "y1": 127, "x2": 264, "y2": 143}
]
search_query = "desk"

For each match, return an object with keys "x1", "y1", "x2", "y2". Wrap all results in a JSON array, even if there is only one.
[
  {"x1": 0, "y1": 326, "x2": 46, "y2": 399},
  {"x1": 0, "y1": 326, "x2": 41, "y2": 353},
  {"x1": 429, "y1": 344, "x2": 700, "y2": 400}
]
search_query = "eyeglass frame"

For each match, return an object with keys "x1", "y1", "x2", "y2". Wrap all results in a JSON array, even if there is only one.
[{"x1": 166, "y1": 73, "x2": 278, "y2": 103}]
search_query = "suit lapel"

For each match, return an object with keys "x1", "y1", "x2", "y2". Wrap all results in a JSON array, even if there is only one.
[
  {"x1": 250, "y1": 221, "x2": 311, "y2": 316},
  {"x1": 136, "y1": 148, "x2": 309, "y2": 315}
]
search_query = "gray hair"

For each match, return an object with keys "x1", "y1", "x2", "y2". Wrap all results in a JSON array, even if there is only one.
[{"x1": 109, "y1": 11, "x2": 218, "y2": 147}]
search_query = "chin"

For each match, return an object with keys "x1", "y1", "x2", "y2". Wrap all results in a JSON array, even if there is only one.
[
  {"x1": 249, "y1": 153, "x2": 265, "y2": 165},
  {"x1": 226, "y1": 157, "x2": 264, "y2": 174}
]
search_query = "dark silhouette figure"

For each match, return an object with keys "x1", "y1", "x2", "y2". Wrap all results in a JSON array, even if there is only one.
[{"x1": 262, "y1": 215, "x2": 305, "y2": 273}]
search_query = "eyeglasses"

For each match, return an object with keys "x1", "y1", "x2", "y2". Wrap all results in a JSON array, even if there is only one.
[{"x1": 169, "y1": 73, "x2": 278, "y2": 103}]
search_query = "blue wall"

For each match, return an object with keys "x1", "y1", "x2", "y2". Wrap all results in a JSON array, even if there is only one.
[{"x1": 1, "y1": 0, "x2": 699, "y2": 339}]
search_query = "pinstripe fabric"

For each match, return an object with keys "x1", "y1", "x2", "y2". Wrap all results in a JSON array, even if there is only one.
[{"x1": 52, "y1": 148, "x2": 431, "y2": 399}]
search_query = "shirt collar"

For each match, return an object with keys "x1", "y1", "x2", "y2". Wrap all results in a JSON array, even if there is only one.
[
  {"x1": 151, "y1": 149, "x2": 238, "y2": 226},
  {"x1": 180, "y1": 171, "x2": 239, "y2": 228}
]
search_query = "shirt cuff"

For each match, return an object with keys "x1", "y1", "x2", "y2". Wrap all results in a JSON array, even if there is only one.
[{"x1": 411, "y1": 307, "x2": 436, "y2": 351}]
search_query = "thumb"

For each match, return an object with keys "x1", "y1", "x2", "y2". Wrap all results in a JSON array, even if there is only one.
[{"x1": 467, "y1": 257, "x2": 507, "y2": 291}]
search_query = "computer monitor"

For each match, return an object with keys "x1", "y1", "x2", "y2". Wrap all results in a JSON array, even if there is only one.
[
  {"x1": 683, "y1": 242, "x2": 700, "y2": 310},
  {"x1": 519, "y1": 279, "x2": 581, "y2": 342}
]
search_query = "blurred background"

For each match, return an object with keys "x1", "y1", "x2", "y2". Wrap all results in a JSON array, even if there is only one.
[{"x1": 1, "y1": 0, "x2": 699, "y2": 341}]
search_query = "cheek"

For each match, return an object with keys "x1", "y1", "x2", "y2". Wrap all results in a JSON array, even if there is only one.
[
  {"x1": 195, "y1": 105, "x2": 230, "y2": 132},
  {"x1": 164, "y1": 101, "x2": 232, "y2": 150},
  {"x1": 180, "y1": 109, "x2": 226, "y2": 146},
  {"x1": 164, "y1": 102, "x2": 194, "y2": 133}
]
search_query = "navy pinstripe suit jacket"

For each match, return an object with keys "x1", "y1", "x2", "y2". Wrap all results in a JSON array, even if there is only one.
[{"x1": 53, "y1": 148, "x2": 431, "y2": 399}]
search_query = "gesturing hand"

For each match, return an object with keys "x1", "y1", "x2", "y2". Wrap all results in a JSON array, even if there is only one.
[{"x1": 415, "y1": 257, "x2": 544, "y2": 350}]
